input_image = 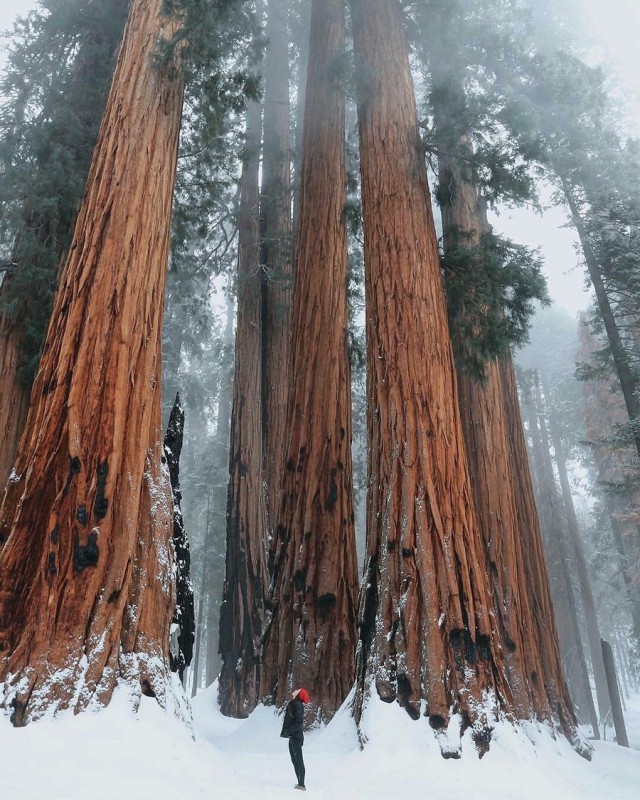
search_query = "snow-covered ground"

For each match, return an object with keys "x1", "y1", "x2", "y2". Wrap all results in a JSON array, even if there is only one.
[{"x1": 1, "y1": 683, "x2": 639, "y2": 799}]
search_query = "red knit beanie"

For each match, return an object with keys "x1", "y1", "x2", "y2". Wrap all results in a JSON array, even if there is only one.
[{"x1": 297, "y1": 688, "x2": 310, "y2": 704}]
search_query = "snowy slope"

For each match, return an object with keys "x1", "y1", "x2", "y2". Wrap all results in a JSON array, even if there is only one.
[{"x1": 0, "y1": 683, "x2": 638, "y2": 799}]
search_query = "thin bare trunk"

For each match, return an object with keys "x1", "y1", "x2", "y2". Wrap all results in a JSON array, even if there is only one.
[
  {"x1": 522, "y1": 375, "x2": 599, "y2": 736},
  {"x1": 205, "y1": 296, "x2": 235, "y2": 686}
]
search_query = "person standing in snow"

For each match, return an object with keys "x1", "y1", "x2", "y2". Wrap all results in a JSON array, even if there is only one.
[{"x1": 280, "y1": 687, "x2": 309, "y2": 790}]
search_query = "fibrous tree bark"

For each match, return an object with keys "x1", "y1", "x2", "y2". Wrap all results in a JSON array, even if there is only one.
[
  {"x1": 351, "y1": 0, "x2": 512, "y2": 754},
  {"x1": 435, "y1": 125, "x2": 579, "y2": 730},
  {"x1": 261, "y1": 0, "x2": 358, "y2": 723},
  {"x1": 0, "y1": 0, "x2": 130, "y2": 490},
  {"x1": 521, "y1": 373, "x2": 599, "y2": 737},
  {"x1": 0, "y1": 0, "x2": 185, "y2": 725},
  {"x1": 261, "y1": 0, "x2": 293, "y2": 567},
  {"x1": 164, "y1": 393, "x2": 195, "y2": 683},
  {"x1": 548, "y1": 408, "x2": 611, "y2": 723},
  {"x1": 218, "y1": 84, "x2": 268, "y2": 718},
  {"x1": 499, "y1": 358, "x2": 580, "y2": 741},
  {"x1": 0, "y1": 317, "x2": 29, "y2": 491}
]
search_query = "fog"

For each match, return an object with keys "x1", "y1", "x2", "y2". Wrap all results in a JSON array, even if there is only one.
[{"x1": 2, "y1": 0, "x2": 639, "y2": 315}]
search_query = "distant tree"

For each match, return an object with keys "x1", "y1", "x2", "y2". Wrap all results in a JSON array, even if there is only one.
[{"x1": 577, "y1": 319, "x2": 640, "y2": 659}]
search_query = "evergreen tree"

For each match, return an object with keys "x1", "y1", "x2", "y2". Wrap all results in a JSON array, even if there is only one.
[
  {"x1": 261, "y1": 0, "x2": 358, "y2": 723},
  {"x1": 0, "y1": 0, "x2": 185, "y2": 724}
]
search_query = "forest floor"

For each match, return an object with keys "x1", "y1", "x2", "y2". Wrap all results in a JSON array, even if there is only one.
[{"x1": 0, "y1": 681, "x2": 638, "y2": 799}]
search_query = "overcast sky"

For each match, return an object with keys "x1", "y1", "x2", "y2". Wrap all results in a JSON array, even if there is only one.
[{"x1": 1, "y1": 0, "x2": 639, "y2": 315}]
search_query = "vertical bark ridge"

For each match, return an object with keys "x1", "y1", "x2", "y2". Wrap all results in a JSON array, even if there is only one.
[
  {"x1": 500, "y1": 358, "x2": 581, "y2": 745},
  {"x1": 0, "y1": 319, "x2": 29, "y2": 490}
]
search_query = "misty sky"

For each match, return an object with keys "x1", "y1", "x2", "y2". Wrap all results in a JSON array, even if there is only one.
[{"x1": 1, "y1": 0, "x2": 640, "y2": 315}]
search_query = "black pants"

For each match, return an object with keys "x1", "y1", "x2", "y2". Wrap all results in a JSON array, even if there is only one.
[{"x1": 288, "y1": 738, "x2": 305, "y2": 787}]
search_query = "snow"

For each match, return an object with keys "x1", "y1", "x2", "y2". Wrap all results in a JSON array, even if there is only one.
[{"x1": 0, "y1": 682, "x2": 639, "y2": 799}]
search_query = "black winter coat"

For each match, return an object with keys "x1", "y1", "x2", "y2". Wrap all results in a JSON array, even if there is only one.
[{"x1": 280, "y1": 697, "x2": 304, "y2": 742}]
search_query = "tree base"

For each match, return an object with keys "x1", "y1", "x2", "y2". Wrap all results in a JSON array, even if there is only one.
[{"x1": 1, "y1": 649, "x2": 191, "y2": 728}]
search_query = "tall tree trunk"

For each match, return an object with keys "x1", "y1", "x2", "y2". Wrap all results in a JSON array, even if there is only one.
[
  {"x1": 218, "y1": 85, "x2": 268, "y2": 717},
  {"x1": 499, "y1": 358, "x2": 579, "y2": 739},
  {"x1": 0, "y1": 0, "x2": 184, "y2": 725},
  {"x1": 607, "y1": 501, "x2": 640, "y2": 650},
  {"x1": 261, "y1": 0, "x2": 293, "y2": 566},
  {"x1": 435, "y1": 128, "x2": 578, "y2": 725},
  {"x1": 522, "y1": 375, "x2": 599, "y2": 736},
  {"x1": 261, "y1": 0, "x2": 358, "y2": 723},
  {"x1": 164, "y1": 393, "x2": 195, "y2": 683},
  {"x1": 562, "y1": 180, "x2": 640, "y2": 462},
  {"x1": 548, "y1": 408, "x2": 611, "y2": 722},
  {"x1": 0, "y1": 318, "x2": 29, "y2": 489},
  {"x1": 0, "y1": 0, "x2": 130, "y2": 490},
  {"x1": 205, "y1": 295, "x2": 235, "y2": 686},
  {"x1": 191, "y1": 494, "x2": 211, "y2": 698},
  {"x1": 291, "y1": 0, "x2": 311, "y2": 230},
  {"x1": 350, "y1": 0, "x2": 519, "y2": 755}
]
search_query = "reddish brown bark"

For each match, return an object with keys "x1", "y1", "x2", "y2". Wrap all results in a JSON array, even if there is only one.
[
  {"x1": 0, "y1": 317, "x2": 29, "y2": 490},
  {"x1": 520, "y1": 373, "x2": 598, "y2": 736},
  {"x1": 437, "y1": 146, "x2": 531, "y2": 714},
  {"x1": 261, "y1": 0, "x2": 293, "y2": 564},
  {"x1": 548, "y1": 407, "x2": 611, "y2": 723},
  {"x1": 261, "y1": 0, "x2": 358, "y2": 723},
  {"x1": 351, "y1": 0, "x2": 512, "y2": 752},
  {"x1": 218, "y1": 91, "x2": 268, "y2": 718},
  {"x1": 435, "y1": 129, "x2": 582, "y2": 741},
  {"x1": 0, "y1": 2, "x2": 129, "y2": 492},
  {"x1": 500, "y1": 358, "x2": 582, "y2": 744},
  {"x1": 0, "y1": 0, "x2": 184, "y2": 724}
]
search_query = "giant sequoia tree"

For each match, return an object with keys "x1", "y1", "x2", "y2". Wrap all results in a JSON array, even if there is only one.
[
  {"x1": 261, "y1": 0, "x2": 359, "y2": 722},
  {"x1": 0, "y1": 0, "x2": 184, "y2": 724},
  {"x1": 351, "y1": 0, "x2": 507, "y2": 746},
  {"x1": 218, "y1": 61, "x2": 268, "y2": 717},
  {"x1": 350, "y1": 0, "x2": 586, "y2": 756},
  {"x1": 420, "y1": 0, "x2": 577, "y2": 733}
]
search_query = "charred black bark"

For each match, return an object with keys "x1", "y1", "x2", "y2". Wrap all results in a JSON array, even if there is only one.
[{"x1": 164, "y1": 393, "x2": 195, "y2": 681}]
